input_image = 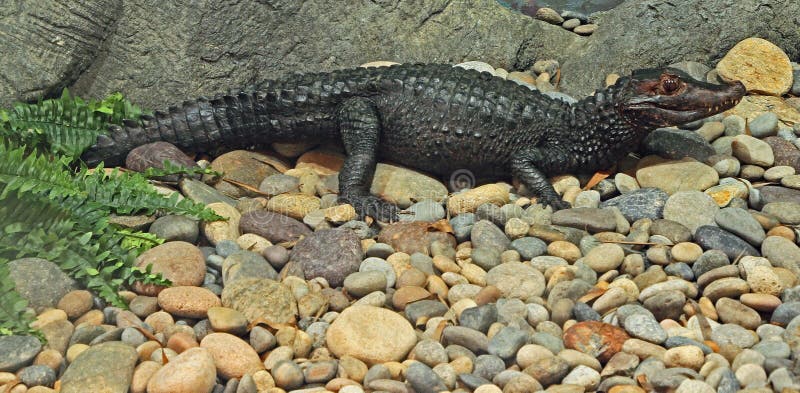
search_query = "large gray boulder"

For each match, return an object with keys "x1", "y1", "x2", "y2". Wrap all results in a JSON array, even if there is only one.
[
  {"x1": 0, "y1": 0, "x2": 798, "y2": 108},
  {"x1": 0, "y1": 0, "x2": 121, "y2": 105},
  {"x1": 69, "y1": 0, "x2": 574, "y2": 109}
]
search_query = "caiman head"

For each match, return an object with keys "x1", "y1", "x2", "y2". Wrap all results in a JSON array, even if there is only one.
[{"x1": 615, "y1": 68, "x2": 745, "y2": 128}]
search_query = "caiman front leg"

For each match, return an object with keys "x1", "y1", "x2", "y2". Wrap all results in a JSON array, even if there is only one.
[
  {"x1": 336, "y1": 97, "x2": 400, "y2": 222},
  {"x1": 510, "y1": 148, "x2": 572, "y2": 211}
]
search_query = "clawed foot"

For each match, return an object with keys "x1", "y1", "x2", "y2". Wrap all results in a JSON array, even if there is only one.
[
  {"x1": 539, "y1": 195, "x2": 572, "y2": 211},
  {"x1": 338, "y1": 194, "x2": 400, "y2": 222}
]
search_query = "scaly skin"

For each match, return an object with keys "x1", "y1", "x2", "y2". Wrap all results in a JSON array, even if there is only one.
[{"x1": 81, "y1": 63, "x2": 745, "y2": 221}]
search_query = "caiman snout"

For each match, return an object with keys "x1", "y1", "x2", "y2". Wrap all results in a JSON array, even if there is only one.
[{"x1": 620, "y1": 67, "x2": 747, "y2": 128}]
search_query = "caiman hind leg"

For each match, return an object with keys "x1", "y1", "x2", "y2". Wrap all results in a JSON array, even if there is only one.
[
  {"x1": 336, "y1": 97, "x2": 400, "y2": 222},
  {"x1": 510, "y1": 148, "x2": 572, "y2": 211}
]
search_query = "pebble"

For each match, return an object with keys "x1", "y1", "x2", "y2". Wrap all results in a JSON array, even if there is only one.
[
  {"x1": 148, "y1": 215, "x2": 199, "y2": 243},
  {"x1": 551, "y1": 207, "x2": 617, "y2": 233},
  {"x1": 714, "y1": 207, "x2": 766, "y2": 246},
  {"x1": 573, "y1": 24, "x2": 597, "y2": 35},
  {"x1": 291, "y1": 228, "x2": 362, "y2": 287},
  {"x1": 59, "y1": 342, "x2": 138, "y2": 393},
  {"x1": 749, "y1": 112, "x2": 780, "y2": 138},
  {"x1": 157, "y1": 286, "x2": 221, "y2": 319},
  {"x1": 239, "y1": 210, "x2": 311, "y2": 243},
  {"x1": 0, "y1": 335, "x2": 42, "y2": 372},
  {"x1": 622, "y1": 313, "x2": 667, "y2": 344},
  {"x1": 200, "y1": 332, "x2": 263, "y2": 379},
  {"x1": 485, "y1": 262, "x2": 545, "y2": 299},
  {"x1": 582, "y1": 243, "x2": 625, "y2": 273},
  {"x1": 732, "y1": 135, "x2": 775, "y2": 167},
  {"x1": 447, "y1": 184, "x2": 509, "y2": 215},
  {"x1": 636, "y1": 156, "x2": 719, "y2": 194},
  {"x1": 272, "y1": 360, "x2": 304, "y2": 390},
  {"x1": 716, "y1": 298, "x2": 762, "y2": 330},
  {"x1": 562, "y1": 365, "x2": 601, "y2": 390},
  {"x1": 18, "y1": 365, "x2": 56, "y2": 388},
  {"x1": 535, "y1": 7, "x2": 564, "y2": 24},
  {"x1": 642, "y1": 128, "x2": 715, "y2": 161},
  {"x1": 563, "y1": 321, "x2": 628, "y2": 363},
  {"x1": 202, "y1": 202, "x2": 242, "y2": 245},
  {"x1": 762, "y1": 202, "x2": 800, "y2": 225},
  {"x1": 662, "y1": 191, "x2": 719, "y2": 234},
  {"x1": 716, "y1": 37, "x2": 793, "y2": 96},
  {"x1": 327, "y1": 306, "x2": 417, "y2": 365},
  {"x1": 509, "y1": 236, "x2": 547, "y2": 260},
  {"x1": 694, "y1": 225, "x2": 760, "y2": 259},
  {"x1": 146, "y1": 347, "x2": 215, "y2": 393},
  {"x1": 221, "y1": 278, "x2": 297, "y2": 324}
]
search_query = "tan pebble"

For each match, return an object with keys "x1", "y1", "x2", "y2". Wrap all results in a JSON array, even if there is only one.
[
  {"x1": 207, "y1": 306, "x2": 248, "y2": 335},
  {"x1": 326, "y1": 306, "x2": 418, "y2": 366},
  {"x1": 144, "y1": 311, "x2": 174, "y2": 334},
  {"x1": 130, "y1": 360, "x2": 161, "y2": 393},
  {"x1": 263, "y1": 346, "x2": 294, "y2": 370},
  {"x1": 166, "y1": 331, "x2": 199, "y2": 354},
  {"x1": 516, "y1": 344, "x2": 554, "y2": 369},
  {"x1": 461, "y1": 263, "x2": 487, "y2": 286},
  {"x1": 767, "y1": 225, "x2": 796, "y2": 241},
  {"x1": 384, "y1": 252, "x2": 412, "y2": 279},
  {"x1": 200, "y1": 332, "x2": 265, "y2": 379},
  {"x1": 236, "y1": 233, "x2": 272, "y2": 254},
  {"x1": 698, "y1": 297, "x2": 718, "y2": 320},
  {"x1": 66, "y1": 343, "x2": 89, "y2": 363},
  {"x1": 474, "y1": 384, "x2": 502, "y2": 393},
  {"x1": 605, "y1": 73, "x2": 620, "y2": 87},
  {"x1": 426, "y1": 276, "x2": 449, "y2": 300},
  {"x1": 265, "y1": 193, "x2": 320, "y2": 220},
  {"x1": 57, "y1": 290, "x2": 94, "y2": 320},
  {"x1": 133, "y1": 241, "x2": 207, "y2": 295},
  {"x1": 28, "y1": 387, "x2": 57, "y2": 393},
  {"x1": 716, "y1": 37, "x2": 793, "y2": 96},
  {"x1": 774, "y1": 267, "x2": 798, "y2": 289},
  {"x1": 338, "y1": 355, "x2": 368, "y2": 382},
  {"x1": 451, "y1": 299, "x2": 478, "y2": 319},
  {"x1": 397, "y1": 268, "x2": 427, "y2": 288},
  {"x1": 74, "y1": 309, "x2": 104, "y2": 326},
  {"x1": 31, "y1": 309, "x2": 68, "y2": 329},
  {"x1": 609, "y1": 386, "x2": 646, "y2": 393},
  {"x1": 664, "y1": 346, "x2": 705, "y2": 370},
  {"x1": 558, "y1": 349, "x2": 602, "y2": 371},
  {"x1": 450, "y1": 356, "x2": 473, "y2": 374},
  {"x1": 583, "y1": 243, "x2": 625, "y2": 273},
  {"x1": 608, "y1": 278, "x2": 639, "y2": 302},
  {"x1": 671, "y1": 242, "x2": 703, "y2": 263},
  {"x1": 146, "y1": 347, "x2": 216, "y2": 393},
  {"x1": 740, "y1": 293, "x2": 782, "y2": 312},
  {"x1": 157, "y1": 286, "x2": 221, "y2": 319},
  {"x1": 392, "y1": 286, "x2": 432, "y2": 310},
  {"x1": 323, "y1": 204, "x2": 357, "y2": 223},
  {"x1": 702, "y1": 277, "x2": 750, "y2": 302},
  {"x1": 547, "y1": 241, "x2": 581, "y2": 262},
  {"x1": 746, "y1": 265, "x2": 783, "y2": 296},
  {"x1": 447, "y1": 183, "x2": 509, "y2": 215},
  {"x1": 475, "y1": 285, "x2": 502, "y2": 306},
  {"x1": 383, "y1": 361, "x2": 406, "y2": 379},
  {"x1": 253, "y1": 370, "x2": 276, "y2": 390},
  {"x1": 136, "y1": 341, "x2": 162, "y2": 363},
  {"x1": 622, "y1": 338, "x2": 666, "y2": 361},
  {"x1": 326, "y1": 377, "x2": 360, "y2": 391},
  {"x1": 33, "y1": 349, "x2": 63, "y2": 371},
  {"x1": 360, "y1": 239, "x2": 377, "y2": 253},
  {"x1": 432, "y1": 255, "x2": 461, "y2": 273},
  {"x1": 202, "y1": 203, "x2": 241, "y2": 246}
]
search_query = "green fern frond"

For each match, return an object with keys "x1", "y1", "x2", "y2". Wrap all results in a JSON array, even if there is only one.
[{"x1": 0, "y1": 89, "x2": 149, "y2": 159}]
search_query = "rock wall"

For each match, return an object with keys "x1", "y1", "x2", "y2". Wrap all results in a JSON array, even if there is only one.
[{"x1": 1, "y1": 0, "x2": 798, "y2": 108}]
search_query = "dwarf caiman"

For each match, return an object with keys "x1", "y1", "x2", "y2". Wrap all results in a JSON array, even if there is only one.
[{"x1": 81, "y1": 63, "x2": 745, "y2": 220}]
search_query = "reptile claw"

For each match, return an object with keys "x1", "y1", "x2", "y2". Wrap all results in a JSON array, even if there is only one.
[{"x1": 338, "y1": 194, "x2": 400, "y2": 223}]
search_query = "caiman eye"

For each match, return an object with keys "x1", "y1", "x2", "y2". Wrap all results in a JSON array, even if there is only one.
[{"x1": 662, "y1": 77, "x2": 679, "y2": 94}]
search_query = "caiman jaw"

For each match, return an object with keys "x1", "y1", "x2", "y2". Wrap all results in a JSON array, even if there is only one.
[{"x1": 619, "y1": 68, "x2": 746, "y2": 128}]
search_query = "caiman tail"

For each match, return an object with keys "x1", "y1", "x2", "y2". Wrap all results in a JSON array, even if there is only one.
[{"x1": 81, "y1": 91, "x2": 270, "y2": 166}]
